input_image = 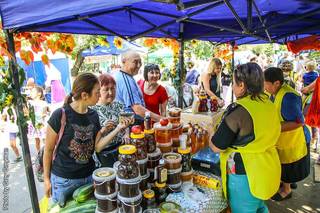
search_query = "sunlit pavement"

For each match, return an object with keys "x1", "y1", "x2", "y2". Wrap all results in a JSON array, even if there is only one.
[{"x1": 0, "y1": 132, "x2": 44, "y2": 213}]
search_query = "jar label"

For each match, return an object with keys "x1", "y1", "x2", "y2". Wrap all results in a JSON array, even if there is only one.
[
  {"x1": 96, "y1": 170, "x2": 113, "y2": 177},
  {"x1": 160, "y1": 168, "x2": 168, "y2": 183}
]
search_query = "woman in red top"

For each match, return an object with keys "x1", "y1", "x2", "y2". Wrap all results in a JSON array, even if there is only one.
[{"x1": 138, "y1": 64, "x2": 168, "y2": 116}]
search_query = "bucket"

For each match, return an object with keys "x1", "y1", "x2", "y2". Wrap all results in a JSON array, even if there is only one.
[
  {"x1": 93, "y1": 167, "x2": 117, "y2": 195},
  {"x1": 117, "y1": 175, "x2": 141, "y2": 198},
  {"x1": 94, "y1": 190, "x2": 118, "y2": 212},
  {"x1": 118, "y1": 191, "x2": 142, "y2": 213},
  {"x1": 167, "y1": 167, "x2": 182, "y2": 185}
]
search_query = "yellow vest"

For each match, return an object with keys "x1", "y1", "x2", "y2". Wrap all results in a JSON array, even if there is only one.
[
  {"x1": 274, "y1": 84, "x2": 307, "y2": 164},
  {"x1": 220, "y1": 96, "x2": 281, "y2": 200}
]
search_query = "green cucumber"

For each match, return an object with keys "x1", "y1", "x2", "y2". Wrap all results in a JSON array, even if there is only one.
[
  {"x1": 60, "y1": 199, "x2": 96, "y2": 213},
  {"x1": 72, "y1": 183, "x2": 94, "y2": 203}
]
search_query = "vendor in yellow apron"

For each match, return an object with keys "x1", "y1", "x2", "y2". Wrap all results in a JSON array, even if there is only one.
[
  {"x1": 219, "y1": 96, "x2": 281, "y2": 199},
  {"x1": 274, "y1": 84, "x2": 307, "y2": 164},
  {"x1": 264, "y1": 67, "x2": 309, "y2": 201},
  {"x1": 210, "y1": 63, "x2": 281, "y2": 213}
]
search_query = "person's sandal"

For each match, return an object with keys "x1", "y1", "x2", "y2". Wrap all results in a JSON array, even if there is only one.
[
  {"x1": 271, "y1": 192, "x2": 292, "y2": 201},
  {"x1": 13, "y1": 156, "x2": 22, "y2": 163}
]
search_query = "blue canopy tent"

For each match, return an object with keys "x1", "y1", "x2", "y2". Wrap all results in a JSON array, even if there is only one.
[
  {"x1": 1, "y1": 0, "x2": 319, "y2": 44},
  {"x1": 82, "y1": 36, "x2": 147, "y2": 57},
  {"x1": 1, "y1": 1, "x2": 319, "y2": 212}
]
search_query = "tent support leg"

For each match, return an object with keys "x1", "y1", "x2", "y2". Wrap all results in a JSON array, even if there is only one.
[
  {"x1": 231, "y1": 41, "x2": 235, "y2": 103},
  {"x1": 247, "y1": 0, "x2": 253, "y2": 31},
  {"x1": 178, "y1": 23, "x2": 184, "y2": 108},
  {"x1": 4, "y1": 30, "x2": 40, "y2": 213}
]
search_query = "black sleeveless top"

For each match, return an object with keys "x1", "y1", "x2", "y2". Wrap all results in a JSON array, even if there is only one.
[{"x1": 209, "y1": 74, "x2": 221, "y2": 98}]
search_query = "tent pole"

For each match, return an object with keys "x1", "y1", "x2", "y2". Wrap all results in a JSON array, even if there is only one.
[
  {"x1": 178, "y1": 23, "x2": 185, "y2": 108},
  {"x1": 177, "y1": 0, "x2": 221, "y2": 11},
  {"x1": 247, "y1": 0, "x2": 253, "y2": 31},
  {"x1": 130, "y1": 1, "x2": 223, "y2": 40},
  {"x1": 128, "y1": 10, "x2": 175, "y2": 39},
  {"x1": 4, "y1": 30, "x2": 40, "y2": 213},
  {"x1": 83, "y1": 19, "x2": 128, "y2": 41},
  {"x1": 223, "y1": 0, "x2": 247, "y2": 32},
  {"x1": 231, "y1": 41, "x2": 235, "y2": 103},
  {"x1": 254, "y1": 7, "x2": 320, "y2": 33},
  {"x1": 252, "y1": 0, "x2": 272, "y2": 42},
  {"x1": 185, "y1": 19, "x2": 270, "y2": 42},
  {"x1": 273, "y1": 22, "x2": 320, "y2": 41}
]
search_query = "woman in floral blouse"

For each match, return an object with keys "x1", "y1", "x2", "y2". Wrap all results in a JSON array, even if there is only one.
[{"x1": 92, "y1": 74, "x2": 132, "y2": 167}]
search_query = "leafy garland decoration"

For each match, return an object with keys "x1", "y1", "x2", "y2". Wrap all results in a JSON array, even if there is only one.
[{"x1": 0, "y1": 66, "x2": 35, "y2": 128}]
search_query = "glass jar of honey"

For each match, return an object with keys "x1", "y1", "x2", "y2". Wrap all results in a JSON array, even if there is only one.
[{"x1": 144, "y1": 129, "x2": 156, "y2": 153}]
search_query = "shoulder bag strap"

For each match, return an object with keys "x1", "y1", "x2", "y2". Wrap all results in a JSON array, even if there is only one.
[{"x1": 52, "y1": 108, "x2": 66, "y2": 161}]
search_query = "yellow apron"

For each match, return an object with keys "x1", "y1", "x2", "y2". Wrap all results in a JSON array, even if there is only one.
[
  {"x1": 220, "y1": 96, "x2": 281, "y2": 200},
  {"x1": 274, "y1": 84, "x2": 307, "y2": 164}
]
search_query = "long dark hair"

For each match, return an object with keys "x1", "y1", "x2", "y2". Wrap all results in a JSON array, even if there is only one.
[
  {"x1": 63, "y1": 73, "x2": 99, "y2": 107},
  {"x1": 234, "y1": 63, "x2": 266, "y2": 100}
]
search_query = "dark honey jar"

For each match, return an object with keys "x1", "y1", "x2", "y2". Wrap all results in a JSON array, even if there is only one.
[
  {"x1": 144, "y1": 129, "x2": 157, "y2": 153},
  {"x1": 117, "y1": 145, "x2": 140, "y2": 180},
  {"x1": 130, "y1": 132, "x2": 147, "y2": 160}
]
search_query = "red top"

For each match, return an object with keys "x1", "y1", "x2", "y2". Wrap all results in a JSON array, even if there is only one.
[{"x1": 137, "y1": 80, "x2": 169, "y2": 115}]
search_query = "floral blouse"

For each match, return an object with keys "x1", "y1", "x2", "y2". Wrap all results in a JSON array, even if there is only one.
[{"x1": 91, "y1": 101, "x2": 125, "y2": 147}]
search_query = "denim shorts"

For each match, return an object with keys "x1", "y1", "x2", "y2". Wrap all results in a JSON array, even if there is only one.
[
  {"x1": 227, "y1": 174, "x2": 269, "y2": 213},
  {"x1": 9, "y1": 132, "x2": 17, "y2": 140},
  {"x1": 50, "y1": 173, "x2": 93, "y2": 203}
]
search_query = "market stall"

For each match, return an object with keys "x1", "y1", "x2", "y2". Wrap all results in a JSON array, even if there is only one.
[{"x1": 46, "y1": 107, "x2": 226, "y2": 213}]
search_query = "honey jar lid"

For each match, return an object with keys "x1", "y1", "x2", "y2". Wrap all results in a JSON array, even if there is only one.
[
  {"x1": 178, "y1": 147, "x2": 191, "y2": 154},
  {"x1": 130, "y1": 132, "x2": 145, "y2": 139},
  {"x1": 143, "y1": 189, "x2": 155, "y2": 199},
  {"x1": 144, "y1": 128, "x2": 155, "y2": 134},
  {"x1": 155, "y1": 181, "x2": 166, "y2": 188},
  {"x1": 119, "y1": 145, "x2": 137, "y2": 155}
]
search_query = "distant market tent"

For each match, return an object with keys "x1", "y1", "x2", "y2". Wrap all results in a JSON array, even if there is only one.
[{"x1": 82, "y1": 36, "x2": 147, "y2": 57}]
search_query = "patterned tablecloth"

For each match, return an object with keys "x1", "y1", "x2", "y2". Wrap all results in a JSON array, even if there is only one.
[{"x1": 166, "y1": 171, "x2": 228, "y2": 213}]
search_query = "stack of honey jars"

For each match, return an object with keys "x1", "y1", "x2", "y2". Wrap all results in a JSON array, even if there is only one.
[
  {"x1": 178, "y1": 146, "x2": 193, "y2": 184},
  {"x1": 188, "y1": 123, "x2": 209, "y2": 154},
  {"x1": 130, "y1": 126, "x2": 149, "y2": 191},
  {"x1": 144, "y1": 122, "x2": 165, "y2": 186},
  {"x1": 168, "y1": 108, "x2": 183, "y2": 152},
  {"x1": 162, "y1": 152, "x2": 182, "y2": 193},
  {"x1": 116, "y1": 145, "x2": 142, "y2": 213},
  {"x1": 93, "y1": 167, "x2": 118, "y2": 213}
]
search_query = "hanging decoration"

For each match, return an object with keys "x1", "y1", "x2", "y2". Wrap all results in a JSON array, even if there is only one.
[
  {"x1": 113, "y1": 37, "x2": 123, "y2": 49},
  {"x1": 0, "y1": 67, "x2": 35, "y2": 128},
  {"x1": 143, "y1": 37, "x2": 181, "y2": 89},
  {"x1": 0, "y1": 30, "x2": 76, "y2": 66}
]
